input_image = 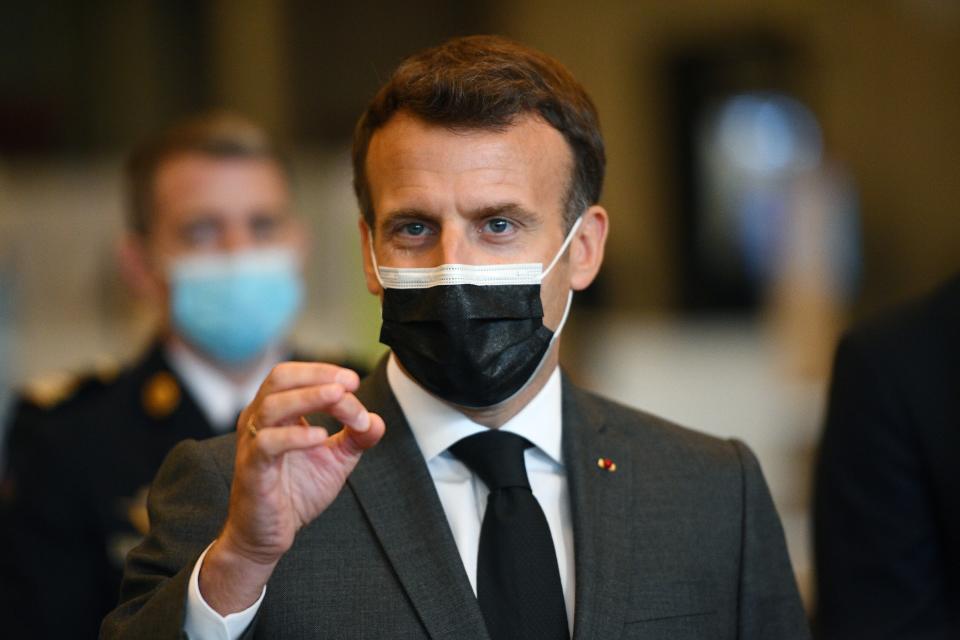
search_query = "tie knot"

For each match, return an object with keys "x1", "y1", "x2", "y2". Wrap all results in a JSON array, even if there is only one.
[{"x1": 449, "y1": 430, "x2": 532, "y2": 491}]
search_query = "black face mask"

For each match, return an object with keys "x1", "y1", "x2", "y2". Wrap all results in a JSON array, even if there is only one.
[
  {"x1": 380, "y1": 283, "x2": 555, "y2": 407},
  {"x1": 371, "y1": 218, "x2": 581, "y2": 408}
]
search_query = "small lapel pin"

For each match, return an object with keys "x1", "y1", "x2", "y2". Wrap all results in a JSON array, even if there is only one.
[{"x1": 597, "y1": 457, "x2": 617, "y2": 472}]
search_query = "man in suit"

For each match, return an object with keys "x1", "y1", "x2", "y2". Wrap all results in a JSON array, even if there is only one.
[
  {"x1": 813, "y1": 274, "x2": 960, "y2": 639},
  {"x1": 1, "y1": 113, "x2": 363, "y2": 639},
  {"x1": 103, "y1": 36, "x2": 809, "y2": 639}
]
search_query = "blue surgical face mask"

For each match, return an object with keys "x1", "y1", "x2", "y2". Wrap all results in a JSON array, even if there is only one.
[{"x1": 168, "y1": 248, "x2": 303, "y2": 365}]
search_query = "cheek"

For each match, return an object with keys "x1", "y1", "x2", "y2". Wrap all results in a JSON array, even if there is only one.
[
  {"x1": 146, "y1": 230, "x2": 187, "y2": 263},
  {"x1": 150, "y1": 264, "x2": 174, "y2": 299},
  {"x1": 540, "y1": 271, "x2": 571, "y2": 331}
]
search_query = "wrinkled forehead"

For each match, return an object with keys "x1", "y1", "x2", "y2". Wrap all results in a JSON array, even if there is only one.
[{"x1": 365, "y1": 112, "x2": 573, "y2": 227}]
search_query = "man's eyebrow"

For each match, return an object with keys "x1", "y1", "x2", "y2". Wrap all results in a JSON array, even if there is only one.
[
  {"x1": 377, "y1": 203, "x2": 541, "y2": 234},
  {"x1": 179, "y1": 211, "x2": 223, "y2": 226},
  {"x1": 378, "y1": 208, "x2": 441, "y2": 232},
  {"x1": 468, "y1": 202, "x2": 540, "y2": 224}
]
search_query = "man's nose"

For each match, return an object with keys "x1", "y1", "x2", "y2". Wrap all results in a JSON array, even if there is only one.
[
  {"x1": 437, "y1": 226, "x2": 475, "y2": 265},
  {"x1": 222, "y1": 223, "x2": 254, "y2": 253}
]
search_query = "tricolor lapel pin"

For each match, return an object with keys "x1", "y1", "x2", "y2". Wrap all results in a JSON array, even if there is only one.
[{"x1": 597, "y1": 457, "x2": 617, "y2": 472}]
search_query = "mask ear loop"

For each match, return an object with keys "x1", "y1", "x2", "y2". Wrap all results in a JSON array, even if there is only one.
[
  {"x1": 552, "y1": 289, "x2": 575, "y2": 338},
  {"x1": 513, "y1": 264, "x2": 575, "y2": 407},
  {"x1": 540, "y1": 215, "x2": 584, "y2": 281},
  {"x1": 365, "y1": 224, "x2": 386, "y2": 289},
  {"x1": 542, "y1": 215, "x2": 582, "y2": 340},
  {"x1": 539, "y1": 215, "x2": 583, "y2": 336}
]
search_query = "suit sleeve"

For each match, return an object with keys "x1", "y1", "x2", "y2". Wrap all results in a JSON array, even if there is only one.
[
  {"x1": 731, "y1": 439, "x2": 811, "y2": 640},
  {"x1": 813, "y1": 332, "x2": 950, "y2": 640},
  {"x1": 100, "y1": 438, "x2": 236, "y2": 640}
]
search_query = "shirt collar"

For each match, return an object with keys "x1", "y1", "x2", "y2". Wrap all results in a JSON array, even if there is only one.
[
  {"x1": 165, "y1": 341, "x2": 283, "y2": 432},
  {"x1": 385, "y1": 353, "x2": 564, "y2": 466}
]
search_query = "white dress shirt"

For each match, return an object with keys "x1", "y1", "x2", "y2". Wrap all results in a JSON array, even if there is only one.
[
  {"x1": 166, "y1": 342, "x2": 281, "y2": 433},
  {"x1": 184, "y1": 354, "x2": 575, "y2": 639}
]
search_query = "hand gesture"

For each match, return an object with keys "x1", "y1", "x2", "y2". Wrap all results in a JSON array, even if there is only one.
[{"x1": 199, "y1": 362, "x2": 385, "y2": 613}]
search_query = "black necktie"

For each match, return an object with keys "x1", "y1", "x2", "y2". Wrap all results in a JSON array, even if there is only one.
[{"x1": 449, "y1": 430, "x2": 569, "y2": 640}]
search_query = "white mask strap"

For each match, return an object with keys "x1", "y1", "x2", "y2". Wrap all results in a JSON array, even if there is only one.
[
  {"x1": 552, "y1": 289, "x2": 575, "y2": 338},
  {"x1": 366, "y1": 225, "x2": 386, "y2": 288},
  {"x1": 541, "y1": 216, "x2": 584, "y2": 281}
]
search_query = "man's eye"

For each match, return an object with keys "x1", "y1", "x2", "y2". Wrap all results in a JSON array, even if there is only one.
[
  {"x1": 402, "y1": 222, "x2": 428, "y2": 236},
  {"x1": 181, "y1": 221, "x2": 220, "y2": 246},
  {"x1": 251, "y1": 215, "x2": 282, "y2": 240},
  {"x1": 483, "y1": 218, "x2": 513, "y2": 234}
]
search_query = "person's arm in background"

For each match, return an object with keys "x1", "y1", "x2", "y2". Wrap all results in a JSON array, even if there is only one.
[{"x1": 813, "y1": 331, "x2": 950, "y2": 640}]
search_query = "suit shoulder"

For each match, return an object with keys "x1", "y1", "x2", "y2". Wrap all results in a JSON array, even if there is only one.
[
  {"x1": 830, "y1": 285, "x2": 960, "y2": 403},
  {"x1": 841, "y1": 273, "x2": 960, "y2": 358},
  {"x1": 571, "y1": 384, "x2": 742, "y2": 468},
  {"x1": 204, "y1": 431, "x2": 238, "y2": 460},
  {"x1": 166, "y1": 431, "x2": 236, "y2": 464},
  {"x1": 162, "y1": 432, "x2": 237, "y2": 476}
]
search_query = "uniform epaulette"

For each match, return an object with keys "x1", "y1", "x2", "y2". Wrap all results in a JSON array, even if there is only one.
[
  {"x1": 92, "y1": 356, "x2": 120, "y2": 385},
  {"x1": 22, "y1": 371, "x2": 86, "y2": 409},
  {"x1": 21, "y1": 356, "x2": 120, "y2": 411}
]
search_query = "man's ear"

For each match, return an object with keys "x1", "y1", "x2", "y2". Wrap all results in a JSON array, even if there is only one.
[
  {"x1": 117, "y1": 232, "x2": 164, "y2": 301},
  {"x1": 358, "y1": 217, "x2": 383, "y2": 296},
  {"x1": 568, "y1": 205, "x2": 608, "y2": 291}
]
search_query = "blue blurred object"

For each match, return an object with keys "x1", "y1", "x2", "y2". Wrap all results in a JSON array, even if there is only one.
[
  {"x1": 698, "y1": 91, "x2": 861, "y2": 302},
  {"x1": 169, "y1": 248, "x2": 304, "y2": 365},
  {"x1": 715, "y1": 93, "x2": 823, "y2": 176}
]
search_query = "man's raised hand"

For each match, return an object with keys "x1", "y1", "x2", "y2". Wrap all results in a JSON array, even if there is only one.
[{"x1": 199, "y1": 362, "x2": 385, "y2": 614}]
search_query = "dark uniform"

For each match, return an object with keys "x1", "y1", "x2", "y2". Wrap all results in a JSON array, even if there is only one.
[{"x1": 0, "y1": 342, "x2": 367, "y2": 640}]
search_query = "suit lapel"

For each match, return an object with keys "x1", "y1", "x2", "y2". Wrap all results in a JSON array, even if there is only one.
[
  {"x1": 347, "y1": 361, "x2": 489, "y2": 640},
  {"x1": 563, "y1": 378, "x2": 633, "y2": 639}
]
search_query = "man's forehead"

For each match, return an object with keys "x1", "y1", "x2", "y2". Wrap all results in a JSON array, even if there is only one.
[
  {"x1": 368, "y1": 111, "x2": 568, "y2": 156},
  {"x1": 148, "y1": 153, "x2": 291, "y2": 226},
  {"x1": 365, "y1": 112, "x2": 572, "y2": 214},
  {"x1": 154, "y1": 152, "x2": 287, "y2": 184}
]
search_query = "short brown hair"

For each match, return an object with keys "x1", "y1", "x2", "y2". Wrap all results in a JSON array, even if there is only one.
[
  {"x1": 352, "y1": 35, "x2": 605, "y2": 231},
  {"x1": 125, "y1": 112, "x2": 289, "y2": 235}
]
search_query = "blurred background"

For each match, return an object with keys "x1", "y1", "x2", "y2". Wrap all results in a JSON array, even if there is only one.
[{"x1": 1, "y1": 0, "x2": 959, "y2": 610}]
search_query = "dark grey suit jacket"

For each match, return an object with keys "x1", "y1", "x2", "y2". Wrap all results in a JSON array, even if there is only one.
[{"x1": 102, "y1": 361, "x2": 809, "y2": 639}]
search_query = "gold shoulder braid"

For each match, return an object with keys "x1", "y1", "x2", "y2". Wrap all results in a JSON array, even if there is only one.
[{"x1": 22, "y1": 372, "x2": 82, "y2": 409}]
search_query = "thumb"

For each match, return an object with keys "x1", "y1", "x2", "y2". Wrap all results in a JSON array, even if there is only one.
[{"x1": 329, "y1": 412, "x2": 386, "y2": 458}]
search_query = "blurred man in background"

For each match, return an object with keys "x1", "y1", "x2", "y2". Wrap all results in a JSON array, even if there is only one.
[
  {"x1": 0, "y1": 112, "x2": 364, "y2": 639},
  {"x1": 814, "y1": 273, "x2": 960, "y2": 639}
]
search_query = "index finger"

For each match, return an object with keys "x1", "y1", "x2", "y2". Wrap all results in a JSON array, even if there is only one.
[{"x1": 258, "y1": 362, "x2": 361, "y2": 400}]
